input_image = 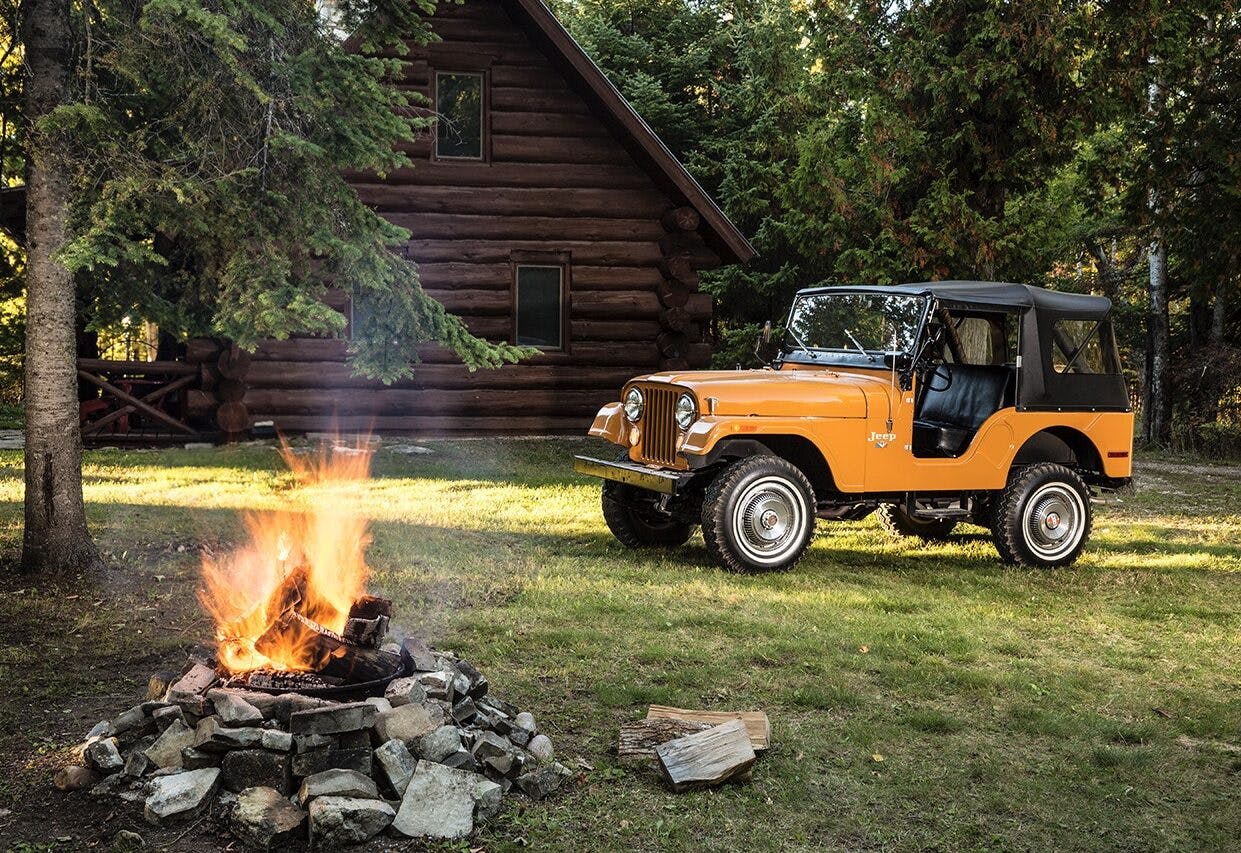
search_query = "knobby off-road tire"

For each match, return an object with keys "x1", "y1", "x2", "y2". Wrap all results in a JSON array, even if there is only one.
[
  {"x1": 601, "y1": 480, "x2": 695, "y2": 548},
  {"x1": 991, "y1": 462, "x2": 1092, "y2": 568},
  {"x1": 876, "y1": 504, "x2": 957, "y2": 541},
  {"x1": 702, "y1": 455, "x2": 816, "y2": 573}
]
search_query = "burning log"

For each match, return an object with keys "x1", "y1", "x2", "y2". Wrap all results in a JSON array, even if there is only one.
[
  {"x1": 252, "y1": 610, "x2": 400, "y2": 688},
  {"x1": 343, "y1": 596, "x2": 392, "y2": 648}
]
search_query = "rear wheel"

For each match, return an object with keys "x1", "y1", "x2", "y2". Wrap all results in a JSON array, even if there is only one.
[
  {"x1": 876, "y1": 504, "x2": 957, "y2": 541},
  {"x1": 702, "y1": 456, "x2": 816, "y2": 573},
  {"x1": 992, "y1": 463, "x2": 1092, "y2": 567},
  {"x1": 601, "y1": 480, "x2": 695, "y2": 548}
]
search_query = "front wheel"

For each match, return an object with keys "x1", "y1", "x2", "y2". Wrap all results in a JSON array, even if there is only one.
[
  {"x1": 601, "y1": 480, "x2": 695, "y2": 548},
  {"x1": 992, "y1": 463, "x2": 1092, "y2": 568},
  {"x1": 876, "y1": 504, "x2": 957, "y2": 541},
  {"x1": 702, "y1": 456, "x2": 816, "y2": 573}
]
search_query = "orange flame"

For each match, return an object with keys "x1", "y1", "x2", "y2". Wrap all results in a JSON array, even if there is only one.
[{"x1": 199, "y1": 438, "x2": 375, "y2": 673}]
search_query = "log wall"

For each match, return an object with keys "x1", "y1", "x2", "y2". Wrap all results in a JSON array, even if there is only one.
[{"x1": 241, "y1": 0, "x2": 720, "y2": 434}]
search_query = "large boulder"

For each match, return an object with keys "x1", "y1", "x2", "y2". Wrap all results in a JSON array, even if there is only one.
[
  {"x1": 230, "y1": 786, "x2": 306, "y2": 850},
  {"x1": 308, "y1": 796, "x2": 394, "y2": 848}
]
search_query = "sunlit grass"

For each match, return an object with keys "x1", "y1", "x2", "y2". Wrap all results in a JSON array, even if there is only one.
[{"x1": 0, "y1": 438, "x2": 1237, "y2": 851}]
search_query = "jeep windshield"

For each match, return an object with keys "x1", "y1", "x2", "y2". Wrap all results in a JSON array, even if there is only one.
[{"x1": 783, "y1": 291, "x2": 927, "y2": 365}]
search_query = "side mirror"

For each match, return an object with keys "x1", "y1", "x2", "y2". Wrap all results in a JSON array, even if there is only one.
[
  {"x1": 761, "y1": 321, "x2": 772, "y2": 345},
  {"x1": 755, "y1": 321, "x2": 777, "y2": 365}
]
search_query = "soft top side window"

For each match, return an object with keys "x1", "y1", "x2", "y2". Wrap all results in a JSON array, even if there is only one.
[{"x1": 1052, "y1": 319, "x2": 1119, "y2": 374}]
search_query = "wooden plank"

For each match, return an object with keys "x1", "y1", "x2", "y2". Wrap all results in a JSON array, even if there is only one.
[
  {"x1": 491, "y1": 86, "x2": 592, "y2": 114},
  {"x1": 618, "y1": 718, "x2": 711, "y2": 765},
  {"x1": 491, "y1": 134, "x2": 633, "y2": 165},
  {"x1": 250, "y1": 337, "x2": 660, "y2": 368},
  {"x1": 491, "y1": 110, "x2": 611, "y2": 138},
  {"x1": 654, "y1": 720, "x2": 756, "y2": 792},
  {"x1": 244, "y1": 361, "x2": 636, "y2": 391},
  {"x1": 77, "y1": 358, "x2": 199, "y2": 377},
  {"x1": 385, "y1": 213, "x2": 664, "y2": 242},
  {"x1": 646, "y1": 706, "x2": 770, "y2": 752},
  {"x1": 403, "y1": 239, "x2": 662, "y2": 266},
  {"x1": 353, "y1": 185, "x2": 667, "y2": 219},
  {"x1": 572, "y1": 290, "x2": 662, "y2": 319},
  {"x1": 243, "y1": 387, "x2": 608, "y2": 417},
  {"x1": 346, "y1": 162, "x2": 656, "y2": 190}
]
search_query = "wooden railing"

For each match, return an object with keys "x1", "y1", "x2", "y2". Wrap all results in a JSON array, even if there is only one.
[{"x1": 77, "y1": 358, "x2": 202, "y2": 443}]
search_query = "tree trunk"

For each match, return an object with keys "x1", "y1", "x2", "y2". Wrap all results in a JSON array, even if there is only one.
[
  {"x1": 1145, "y1": 232, "x2": 1171, "y2": 446},
  {"x1": 21, "y1": 0, "x2": 101, "y2": 573},
  {"x1": 1210, "y1": 278, "x2": 1228, "y2": 346}
]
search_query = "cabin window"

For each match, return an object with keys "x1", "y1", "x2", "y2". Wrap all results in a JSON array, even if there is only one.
[
  {"x1": 435, "y1": 71, "x2": 485, "y2": 160},
  {"x1": 514, "y1": 264, "x2": 565, "y2": 350},
  {"x1": 1052, "y1": 319, "x2": 1118, "y2": 374}
]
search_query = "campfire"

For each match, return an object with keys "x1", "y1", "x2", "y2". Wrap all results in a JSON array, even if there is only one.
[
  {"x1": 57, "y1": 438, "x2": 571, "y2": 848},
  {"x1": 199, "y1": 441, "x2": 404, "y2": 696}
]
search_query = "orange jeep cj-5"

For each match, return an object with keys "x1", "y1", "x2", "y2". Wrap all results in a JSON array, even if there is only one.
[{"x1": 575, "y1": 282, "x2": 1134, "y2": 572}]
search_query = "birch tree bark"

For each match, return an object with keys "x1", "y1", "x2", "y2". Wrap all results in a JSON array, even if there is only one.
[{"x1": 21, "y1": 0, "x2": 101, "y2": 573}]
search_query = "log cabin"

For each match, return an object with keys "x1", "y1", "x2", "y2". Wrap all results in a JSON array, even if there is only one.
[{"x1": 48, "y1": 0, "x2": 757, "y2": 440}]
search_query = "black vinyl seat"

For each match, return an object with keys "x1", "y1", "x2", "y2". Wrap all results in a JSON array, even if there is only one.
[{"x1": 913, "y1": 364, "x2": 1013, "y2": 457}]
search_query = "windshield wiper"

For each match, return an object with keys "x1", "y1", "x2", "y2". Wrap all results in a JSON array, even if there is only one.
[
  {"x1": 844, "y1": 328, "x2": 877, "y2": 362},
  {"x1": 784, "y1": 324, "x2": 813, "y2": 359}
]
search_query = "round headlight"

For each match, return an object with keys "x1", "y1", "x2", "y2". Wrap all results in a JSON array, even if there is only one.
[
  {"x1": 674, "y1": 393, "x2": 698, "y2": 430},
  {"x1": 624, "y1": 387, "x2": 644, "y2": 422}
]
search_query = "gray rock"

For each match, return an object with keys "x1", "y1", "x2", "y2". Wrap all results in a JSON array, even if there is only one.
[
  {"x1": 221, "y1": 749, "x2": 291, "y2": 794},
  {"x1": 194, "y1": 717, "x2": 264, "y2": 752},
  {"x1": 514, "y1": 712, "x2": 536, "y2": 733},
  {"x1": 88, "y1": 720, "x2": 114, "y2": 740},
  {"x1": 478, "y1": 696, "x2": 519, "y2": 719},
  {"x1": 260, "y1": 729, "x2": 292, "y2": 752},
  {"x1": 86, "y1": 737, "x2": 124, "y2": 773},
  {"x1": 89, "y1": 772, "x2": 147, "y2": 804},
  {"x1": 416, "y1": 725, "x2": 462, "y2": 764},
  {"x1": 364, "y1": 696, "x2": 392, "y2": 715},
  {"x1": 110, "y1": 829, "x2": 145, "y2": 851},
  {"x1": 399, "y1": 637, "x2": 438, "y2": 672},
  {"x1": 384, "y1": 676, "x2": 427, "y2": 708},
  {"x1": 309, "y1": 796, "x2": 394, "y2": 848},
  {"x1": 230, "y1": 785, "x2": 307, "y2": 851},
  {"x1": 337, "y1": 729, "x2": 370, "y2": 751},
  {"x1": 527, "y1": 734, "x2": 554, "y2": 763},
  {"x1": 471, "y1": 731, "x2": 514, "y2": 763},
  {"x1": 145, "y1": 719, "x2": 195, "y2": 769},
  {"x1": 152, "y1": 705, "x2": 185, "y2": 733},
  {"x1": 374, "y1": 739, "x2": 417, "y2": 797},
  {"x1": 288, "y1": 701, "x2": 376, "y2": 735},
  {"x1": 416, "y1": 671, "x2": 455, "y2": 702},
  {"x1": 508, "y1": 726, "x2": 532, "y2": 748},
  {"x1": 167, "y1": 664, "x2": 218, "y2": 715},
  {"x1": 373, "y1": 703, "x2": 444, "y2": 745},
  {"x1": 290, "y1": 747, "x2": 370, "y2": 778},
  {"x1": 441, "y1": 749, "x2": 482, "y2": 774},
  {"x1": 180, "y1": 747, "x2": 219, "y2": 770},
  {"x1": 391, "y1": 761, "x2": 500, "y2": 839},
  {"x1": 123, "y1": 750, "x2": 154, "y2": 778},
  {"x1": 293, "y1": 733, "x2": 335, "y2": 753},
  {"x1": 296, "y1": 768, "x2": 378, "y2": 807},
  {"x1": 112, "y1": 705, "x2": 150, "y2": 736},
  {"x1": 515, "y1": 762, "x2": 572, "y2": 800},
  {"x1": 455, "y1": 659, "x2": 488, "y2": 699},
  {"x1": 475, "y1": 776, "x2": 503, "y2": 823},
  {"x1": 207, "y1": 689, "x2": 263, "y2": 726},
  {"x1": 142, "y1": 768, "x2": 220, "y2": 826},
  {"x1": 451, "y1": 697, "x2": 478, "y2": 725}
]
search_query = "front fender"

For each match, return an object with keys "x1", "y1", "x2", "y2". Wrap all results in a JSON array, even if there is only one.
[
  {"x1": 678, "y1": 416, "x2": 861, "y2": 492},
  {"x1": 588, "y1": 402, "x2": 627, "y2": 447}
]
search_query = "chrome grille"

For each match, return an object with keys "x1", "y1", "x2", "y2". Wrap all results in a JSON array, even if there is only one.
[{"x1": 639, "y1": 385, "x2": 678, "y2": 466}]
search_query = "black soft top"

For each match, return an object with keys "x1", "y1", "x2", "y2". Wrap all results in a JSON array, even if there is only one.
[{"x1": 800, "y1": 281, "x2": 1111, "y2": 318}]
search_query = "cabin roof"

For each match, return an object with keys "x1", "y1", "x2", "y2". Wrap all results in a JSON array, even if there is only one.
[{"x1": 501, "y1": 0, "x2": 755, "y2": 265}]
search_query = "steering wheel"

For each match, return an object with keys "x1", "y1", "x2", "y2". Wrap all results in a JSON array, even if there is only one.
[{"x1": 925, "y1": 364, "x2": 953, "y2": 392}]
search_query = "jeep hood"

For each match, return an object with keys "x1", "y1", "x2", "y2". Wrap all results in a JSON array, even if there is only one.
[{"x1": 639, "y1": 369, "x2": 874, "y2": 419}]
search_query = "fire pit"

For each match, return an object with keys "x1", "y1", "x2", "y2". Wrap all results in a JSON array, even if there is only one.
[{"x1": 57, "y1": 440, "x2": 572, "y2": 847}]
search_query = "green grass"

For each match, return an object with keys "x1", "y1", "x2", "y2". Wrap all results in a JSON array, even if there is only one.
[{"x1": 0, "y1": 438, "x2": 1238, "y2": 851}]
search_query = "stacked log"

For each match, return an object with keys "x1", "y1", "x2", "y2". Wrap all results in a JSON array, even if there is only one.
[
  {"x1": 186, "y1": 339, "x2": 252, "y2": 440},
  {"x1": 656, "y1": 207, "x2": 714, "y2": 370}
]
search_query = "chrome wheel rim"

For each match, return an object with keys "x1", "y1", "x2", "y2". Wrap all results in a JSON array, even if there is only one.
[
  {"x1": 731, "y1": 476, "x2": 807, "y2": 566},
  {"x1": 1021, "y1": 482, "x2": 1085, "y2": 561}
]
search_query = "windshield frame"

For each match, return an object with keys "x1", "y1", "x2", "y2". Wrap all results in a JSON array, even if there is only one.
[{"x1": 778, "y1": 289, "x2": 932, "y2": 370}]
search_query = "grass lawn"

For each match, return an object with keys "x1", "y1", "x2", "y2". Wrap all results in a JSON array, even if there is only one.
[{"x1": 0, "y1": 438, "x2": 1237, "y2": 851}]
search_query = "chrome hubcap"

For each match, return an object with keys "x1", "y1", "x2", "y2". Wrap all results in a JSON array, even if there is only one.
[
  {"x1": 1022, "y1": 483, "x2": 1084, "y2": 560},
  {"x1": 732, "y1": 476, "x2": 807, "y2": 566}
]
